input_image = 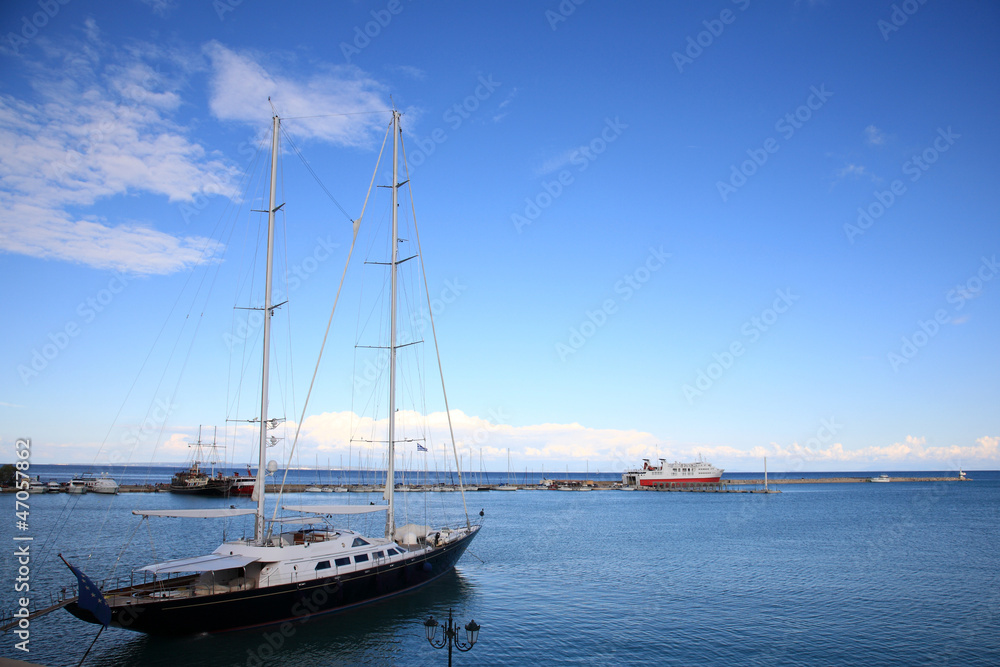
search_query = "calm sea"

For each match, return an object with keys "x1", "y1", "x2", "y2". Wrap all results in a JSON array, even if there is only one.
[{"x1": 2, "y1": 472, "x2": 998, "y2": 666}]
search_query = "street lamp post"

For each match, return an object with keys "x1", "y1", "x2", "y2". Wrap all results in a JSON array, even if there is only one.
[{"x1": 423, "y1": 608, "x2": 480, "y2": 666}]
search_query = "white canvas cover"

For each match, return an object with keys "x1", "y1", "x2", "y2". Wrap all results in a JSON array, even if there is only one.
[
  {"x1": 139, "y1": 554, "x2": 257, "y2": 574},
  {"x1": 132, "y1": 508, "x2": 258, "y2": 519},
  {"x1": 282, "y1": 505, "x2": 388, "y2": 515}
]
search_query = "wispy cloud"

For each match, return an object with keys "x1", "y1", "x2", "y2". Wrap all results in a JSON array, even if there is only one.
[
  {"x1": 534, "y1": 148, "x2": 579, "y2": 176},
  {"x1": 390, "y1": 64, "x2": 426, "y2": 81},
  {"x1": 204, "y1": 41, "x2": 390, "y2": 146},
  {"x1": 865, "y1": 124, "x2": 886, "y2": 145},
  {"x1": 136, "y1": 0, "x2": 178, "y2": 16},
  {"x1": 0, "y1": 22, "x2": 233, "y2": 274},
  {"x1": 492, "y1": 87, "x2": 518, "y2": 123},
  {"x1": 834, "y1": 163, "x2": 878, "y2": 183}
]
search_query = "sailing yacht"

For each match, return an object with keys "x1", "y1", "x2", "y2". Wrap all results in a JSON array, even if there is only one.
[
  {"x1": 495, "y1": 448, "x2": 517, "y2": 490},
  {"x1": 64, "y1": 110, "x2": 480, "y2": 634}
]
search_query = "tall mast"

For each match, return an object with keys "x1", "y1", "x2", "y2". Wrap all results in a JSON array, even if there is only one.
[
  {"x1": 255, "y1": 114, "x2": 280, "y2": 544},
  {"x1": 385, "y1": 109, "x2": 400, "y2": 539}
]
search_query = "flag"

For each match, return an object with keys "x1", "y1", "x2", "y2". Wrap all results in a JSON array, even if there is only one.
[
  {"x1": 417, "y1": 444, "x2": 428, "y2": 452},
  {"x1": 67, "y1": 561, "x2": 112, "y2": 628}
]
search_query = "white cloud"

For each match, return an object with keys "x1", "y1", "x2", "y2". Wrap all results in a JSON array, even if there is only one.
[
  {"x1": 0, "y1": 28, "x2": 235, "y2": 274},
  {"x1": 136, "y1": 0, "x2": 178, "y2": 16},
  {"x1": 865, "y1": 124, "x2": 886, "y2": 145},
  {"x1": 390, "y1": 65, "x2": 426, "y2": 81},
  {"x1": 492, "y1": 87, "x2": 518, "y2": 123},
  {"x1": 837, "y1": 163, "x2": 869, "y2": 179},
  {"x1": 534, "y1": 148, "x2": 580, "y2": 176},
  {"x1": 204, "y1": 42, "x2": 390, "y2": 147},
  {"x1": 746, "y1": 434, "x2": 999, "y2": 470}
]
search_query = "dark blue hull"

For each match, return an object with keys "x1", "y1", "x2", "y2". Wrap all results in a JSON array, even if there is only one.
[{"x1": 66, "y1": 526, "x2": 479, "y2": 635}]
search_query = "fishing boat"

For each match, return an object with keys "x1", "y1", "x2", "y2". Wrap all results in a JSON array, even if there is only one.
[
  {"x1": 622, "y1": 458, "x2": 724, "y2": 488},
  {"x1": 63, "y1": 109, "x2": 480, "y2": 634}
]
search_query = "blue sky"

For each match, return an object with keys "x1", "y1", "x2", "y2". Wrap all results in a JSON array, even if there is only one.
[{"x1": 2, "y1": 0, "x2": 998, "y2": 472}]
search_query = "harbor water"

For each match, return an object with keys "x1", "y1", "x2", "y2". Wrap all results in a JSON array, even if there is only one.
[{"x1": 2, "y1": 472, "x2": 998, "y2": 666}]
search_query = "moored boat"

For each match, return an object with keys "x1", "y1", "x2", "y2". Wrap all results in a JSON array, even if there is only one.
[
  {"x1": 64, "y1": 478, "x2": 88, "y2": 494},
  {"x1": 622, "y1": 458, "x2": 724, "y2": 488},
  {"x1": 169, "y1": 427, "x2": 233, "y2": 495},
  {"x1": 85, "y1": 473, "x2": 119, "y2": 494},
  {"x1": 63, "y1": 109, "x2": 480, "y2": 635}
]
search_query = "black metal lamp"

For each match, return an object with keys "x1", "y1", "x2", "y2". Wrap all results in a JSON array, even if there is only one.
[{"x1": 423, "y1": 608, "x2": 480, "y2": 666}]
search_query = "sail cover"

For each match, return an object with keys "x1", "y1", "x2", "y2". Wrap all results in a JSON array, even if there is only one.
[
  {"x1": 283, "y1": 505, "x2": 388, "y2": 515},
  {"x1": 139, "y1": 553, "x2": 257, "y2": 574},
  {"x1": 132, "y1": 508, "x2": 258, "y2": 519}
]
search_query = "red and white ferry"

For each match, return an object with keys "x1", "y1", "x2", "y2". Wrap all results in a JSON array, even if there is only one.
[{"x1": 622, "y1": 458, "x2": 724, "y2": 488}]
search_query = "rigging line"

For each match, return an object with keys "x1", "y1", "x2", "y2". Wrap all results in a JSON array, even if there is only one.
[
  {"x1": 225, "y1": 133, "x2": 269, "y2": 468},
  {"x1": 228, "y1": 160, "x2": 270, "y2": 455},
  {"x1": 78, "y1": 171, "x2": 255, "y2": 566},
  {"x1": 267, "y1": 117, "x2": 392, "y2": 535},
  {"x1": 109, "y1": 518, "x2": 145, "y2": 581},
  {"x1": 280, "y1": 152, "x2": 299, "y2": 432},
  {"x1": 399, "y1": 127, "x2": 471, "y2": 530},
  {"x1": 91, "y1": 123, "x2": 259, "y2": 475},
  {"x1": 281, "y1": 125, "x2": 353, "y2": 223}
]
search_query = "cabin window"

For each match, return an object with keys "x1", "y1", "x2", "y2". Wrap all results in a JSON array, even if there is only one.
[
  {"x1": 315, "y1": 561, "x2": 331, "y2": 571},
  {"x1": 351, "y1": 537, "x2": 370, "y2": 547},
  {"x1": 335, "y1": 557, "x2": 351, "y2": 567},
  {"x1": 354, "y1": 553, "x2": 369, "y2": 563},
  {"x1": 374, "y1": 551, "x2": 385, "y2": 559}
]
